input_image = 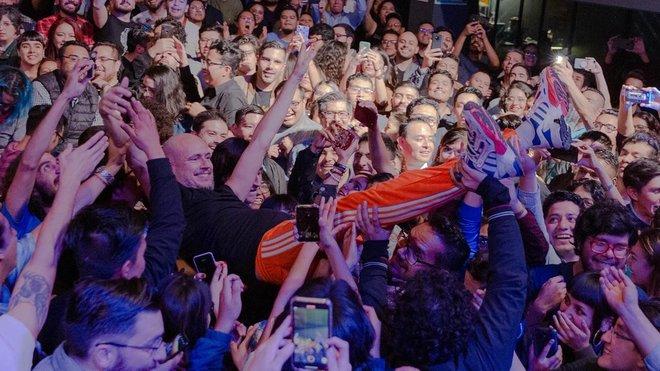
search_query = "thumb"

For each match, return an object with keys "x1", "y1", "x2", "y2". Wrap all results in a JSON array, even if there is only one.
[{"x1": 120, "y1": 76, "x2": 129, "y2": 88}]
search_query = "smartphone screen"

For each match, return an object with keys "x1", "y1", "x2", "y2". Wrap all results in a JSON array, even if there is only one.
[
  {"x1": 292, "y1": 299, "x2": 331, "y2": 369},
  {"x1": 332, "y1": 126, "x2": 356, "y2": 151},
  {"x1": 358, "y1": 41, "x2": 371, "y2": 54},
  {"x1": 296, "y1": 25, "x2": 310, "y2": 41},
  {"x1": 296, "y1": 205, "x2": 320, "y2": 242},
  {"x1": 193, "y1": 252, "x2": 216, "y2": 282}
]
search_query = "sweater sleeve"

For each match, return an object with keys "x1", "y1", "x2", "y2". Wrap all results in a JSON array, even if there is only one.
[
  {"x1": 287, "y1": 147, "x2": 320, "y2": 204},
  {"x1": 517, "y1": 210, "x2": 550, "y2": 267},
  {"x1": 142, "y1": 158, "x2": 186, "y2": 287},
  {"x1": 188, "y1": 329, "x2": 232, "y2": 371},
  {"x1": 358, "y1": 240, "x2": 389, "y2": 319},
  {"x1": 457, "y1": 201, "x2": 482, "y2": 258},
  {"x1": 468, "y1": 177, "x2": 528, "y2": 370}
]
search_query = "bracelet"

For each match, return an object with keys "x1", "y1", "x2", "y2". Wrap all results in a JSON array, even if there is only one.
[
  {"x1": 333, "y1": 162, "x2": 347, "y2": 173},
  {"x1": 94, "y1": 166, "x2": 115, "y2": 185}
]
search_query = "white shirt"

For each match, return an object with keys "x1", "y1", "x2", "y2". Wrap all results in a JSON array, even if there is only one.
[{"x1": 0, "y1": 314, "x2": 36, "y2": 371}]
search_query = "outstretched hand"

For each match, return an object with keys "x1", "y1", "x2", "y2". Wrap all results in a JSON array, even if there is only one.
[
  {"x1": 58, "y1": 131, "x2": 109, "y2": 185},
  {"x1": 353, "y1": 100, "x2": 378, "y2": 129},
  {"x1": 600, "y1": 267, "x2": 638, "y2": 316},
  {"x1": 243, "y1": 315, "x2": 294, "y2": 371},
  {"x1": 355, "y1": 202, "x2": 390, "y2": 241},
  {"x1": 62, "y1": 60, "x2": 94, "y2": 100},
  {"x1": 120, "y1": 98, "x2": 165, "y2": 160}
]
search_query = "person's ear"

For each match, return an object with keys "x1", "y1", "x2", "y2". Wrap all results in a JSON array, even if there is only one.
[
  {"x1": 119, "y1": 259, "x2": 134, "y2": 279},
  {"x1": 626, "y1": 186, "x2": 639, "y2": 202},
  {"x1": 91, "y1": 343, "x2": 118, "y2": 369}
]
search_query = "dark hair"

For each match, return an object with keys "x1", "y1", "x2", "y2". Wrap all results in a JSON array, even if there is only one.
[
  {"x1": 567, "y1": 179, "x2": 607, "y2": 205},
  {"x1": 467, "y1": 248, "x2": 489, "y2": 284},
  {"x1": 157, "y1": 273, "x2": 212, "y2": 345},
  {"x1": 65, "y1": 205, "x2": 147, "y2": 279},
  {"x1": 315, "y1": 40, "x2": 348, "y2": 84},
  {"x1": 46, "y1": 17, "x2": 84, "y2": 59},
  {"x1": 578, "y1": 130, "x2": 613, "y2": 149},
  {"x1": 58, "y1": 40, "x2": 89, "y2": 59},
  {"x1": 594, "y1": 147, "x2": 619, "y2": 171},
  {"x1": 64, "y1": 278, "x2": 157, "y2": 358},
  {"x1": 25, "y1": 104, "x2": 66, "y2": 136},
  {"x1": 16, "y1": 30, "x2": 45, "y2": 48},
  {"x1": 261, "y1": 194, "x2": 297, "y2": 215},
  {"x1": 209, "y1": 40, "x2": 243, "y2": 73},
  {"x1": 380, "y1": 29, "x2": 399, "y2": 41},
  {"x1": 192, "y1": 109, "x2": 227, "y2": 132},
  {"x1": 496, "y1": 114, "x2": 522, "y2": 130},
  {"x1": 385, "y1": 12, "x2": 404, "y2": 26},
  {"x1": 621, "y1": 132, "x2": 660, "y2": 159},
  {"x1": 427, "y1": 211, "x2": 470, "y2": 271},
  {"x1": 234, "y1": 104, "x2": 265, "y2": 125},
  {"x1": 406, "y1": 97, "x2": 441, "y2": 119},
  {"x1": 633, "y1": 111, "x2": 660, "y2": 136},
  {"x1": 435, "y1": 25, "x2": 454, "y2": 38},
  {"x1": 573, "y1": 201, "x2": 638, "y2": 254},
  {"x1": 573, "y1": 68, "x2": 596, "y2": 88},
  {"x1": 385, "y1": 269, "x2": 476, "y2": 367},
  {"x1": 439, "y1": 127, "x2": 467, "y2": 147},
  {"x1": 639, "y1": 298, "x2": 660, "y2": 331},
  {"x1": 126, "y1": 27, "x2": 150, "y2": 53},
  {"x1": 309, "y1": 23, "x2": 334, "y2": 42},
  {"x1": 569, "y1": 271, "x2": 612, "y2": 332},
  {"x1": 199, "y1": 23, "x2": 223, "y2": 38},
  {"x1": 623, "y1": 158, "x2": 659, "y2": 192},
  {"x1": 278, "y1": 5, "x2": 298, "y2": 18},
  {"x1": 367, "y1": 172, "x2": 395, "y2": 187},
  {"x1": 453, "y1": 86, "x2": 484, "y2": 105},
  {"x1": 636, "y1": 229, "x2": 660, "y2": 297},
  {"x1": 0, "y1": 5, "x2": 21, "y2": 32},
  {"x1": 347, "y1": 72, "x2": 373, "y2": 89},
  {"x1": 93, "y1": 41, "x2": 122, "y2": 59},
  {"x1": 543, "y1": 190, "x2": 584, "y2": 217},
  {"x1": 211, "y1": 137, "x2": 249, "y2": 186},
  {"x1": 154, "y1": 16, "x2": 187, "y2": 43},
  {"x1": 280, "y1": 279, "x2": 375, "y2": 367},
  {"x1": 623, "y1": 69, "x2": 646, "y2": 86},
  {"x1": 259, "y1": 40, "x2": 286, "y2": 56},
  {"x1": 333, "y1": 23, "x2": 354, "y2": 39},
  {"x1": 428, "y1": 69, "x2": 454, "y2": 86},
  {"x1": 0, "y1": 66, "x2": 32, "y2": 122}
]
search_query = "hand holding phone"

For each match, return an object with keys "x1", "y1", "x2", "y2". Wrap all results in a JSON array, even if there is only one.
[
  {"x1": 431, "y1": 34, "x2": 443, "y2": 50},
  {"x1": 193, "y1": 252, "x2": 217, "y2": 283},
  {"x1": 296, "y1": 205, "x2": 320, "y2": 241},
  {"x1": 533, "y1": 327, "x2": 559, "y2": 357},
  {"x1": 291, "y1": 296, "x2": 332, "y2": 369}
]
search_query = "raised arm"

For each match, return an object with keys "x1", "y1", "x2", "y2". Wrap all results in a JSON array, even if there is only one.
[
  {"x1": 585, "y1": 58, "x2": 611, "y2": 109},
  {"x1": 7, "y1": 133, "x2": 108, "y2": 338},
  {"x1": 452, "y1": 22, "x2": 476, "y2": 58},
  {"x1": 554, "y1": 62, "x2": 598, "y2": 128},
  {"x1": 616, "y1": 85, "x2": 635, "y2": 138},
  {"x1": 4, "y1": 61, "x2": 93, "y2": 220},
  {"x1": 355, "y1": 100, "x2": 398, "y2": 175},
  {"x1": 363, "y1": 0, "x2": 378, "y2": 36},
  {"x1": 225, "y1": 43, "x2": 318, "y2": 200},
  {"x1": 92, "y1": 0, "x2": 109, "y2": 28},
  {"x1": 476, "y1": 24, "x2": 500, "y2": 69},
  {"x1": 347, "y1": 0, "x2": 367, "y2": 29},
  {"x1": 318, "y1": 197, "x2": 358, "y2": 292}
]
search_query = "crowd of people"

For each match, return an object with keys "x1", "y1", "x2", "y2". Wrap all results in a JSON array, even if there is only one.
[{"x1": 0, "y1": 0, "x2": 658, "y2": 369}]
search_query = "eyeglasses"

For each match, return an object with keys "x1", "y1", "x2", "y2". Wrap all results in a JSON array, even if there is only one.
[
  {"x1": 398, "y1": 233, "x2": 441, "y2": 269},
  {"x1": 62, "y1": 54, "x2": 90, "y2": 62},
  {"x1": 381, "y1": 40, "x2": 397, "y2": 46},
  {"x1": 348, "y1": 86, "x2": 374, "y2": 94},
  {"x1": 593, "y1": 121, "x2": 616, "y2": 132},
  {"x1": 321, "y1": 110, "x2": 350, "y2": 120},
  {"x1": 202, "y1": 59, "x2": 227, "y2": 68},
  {"x1": 94, "y1": 57, "x2": 117, "y2": 63},
  {"x1": 589, "y1": 237, "x2": 628, "y2": 258},
  {"x1": 97, "y1": 337, "x2": 165, "y2": 355},
  {"x1": 418, "y1": 28, "x2": 434, "y2": 34},
  {"x1": 505, "y1": 97, "x2": 527, "y2": 104}
]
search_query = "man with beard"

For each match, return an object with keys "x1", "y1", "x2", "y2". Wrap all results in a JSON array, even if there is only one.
[
  {"x1": 165, "y1": 0, "x2": 199, "y2": 58},
  {"x1": 2, "y1": 61, "x2": 123, "y2": 239},
  {"x1": 35, "y1": 0, "x2": 94, "y2": 45},
  {"x1": 90, "y1": 42, "x2": 121, "y2": 95},
  {"x1": 132, "y1": 0, "x2": 167, "y2": 27},
  {"x1": 247, "y1": 41, "x2": 286, "y2": 110},
  {"x1": 265, "y1": 6, "x2": 299, "y2": 48},
  {"x1": 92, "y1": 0, "x2": 138, "y2": 51},
  {"x1": 453, "y1": 21, "x2": 500, "y2": 83}
]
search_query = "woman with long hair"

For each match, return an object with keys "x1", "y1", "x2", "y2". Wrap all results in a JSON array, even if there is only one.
[
  {"x1": 139, "y1": 65, "x2": 187, "y2": 137},
  {"x1": 44, "y1": 17, "x2": 83, "y2": 60}
]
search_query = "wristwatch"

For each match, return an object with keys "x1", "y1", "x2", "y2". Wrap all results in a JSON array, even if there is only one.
[{"x1": 94, "y1": 166, "x2": 115, "y2": 185}]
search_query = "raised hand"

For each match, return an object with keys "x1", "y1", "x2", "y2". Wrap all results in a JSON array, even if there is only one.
[
  {"x1": 355, "y1": 202, "x2": 390, "y2": 241},
  {"x1": 215, "y1": 273, "x2": 244, "y2": 333},
  {"x1": 209, "y1": 261, "x2": 228, "y2": 315},
  {"x1": 326, "y1": 337, "x2": 352, "y2": 371},
  {"x1": 58, "y1": 131, "x2": 109, "y2": 185},
  {"x1": 230, "y1": 323, "x2": 259, "y2": 369},
  {"x1": 353, "y1": 100, "x2": 378, "y2": 129},
  {"x1": 533, "y1": 276, "x2": 567, "y2": 314},
  {"x1": 120, "y1": 98, "x2": 164, "y2": 159},
  {"x1": 99, "y1": 77, "x2": 133, "y2": 124},
  {"x1": 363, "y1": 305, "x2": 381, "y2": 358},
  {"x1": 62, "y1": 59, "x2": 94, "y2": 100},
  {"x1": 631, "y1": 37, "x2": 646, "y2": 55},
  {"x1": 172, "y1": 36, "x2": 189, "y2": 67},
  {"x1": 318, "y1": 197, "x2": 338, "y2": 249},
  {"x1": 600, "y1": 267, "x2": 638, "y2": 315},
  {"x1": 421, "y1": 42, "x2": 443, "y2": 69},
  {"x1": 292, "y1": 39, "x2": 321, "y2": 76},
  {"x1": 553, "y1": 311, "x2": 591, "y2": 351},
  {"x1": 243, "y1": 315, "x2": 294, "y2": 371},
  {"x1": 528, "y1": 340, "x2": 563, "y2": 371}
]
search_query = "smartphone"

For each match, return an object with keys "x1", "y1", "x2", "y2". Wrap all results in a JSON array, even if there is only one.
[
  {"x1": 358, "y1": 41, "x2": 371, "y2": 55},
  {"x1": 291, "y1": 296, "x2": 332, "y2": 370},
  {"x1": 431, "y1": 33, "x2": 443, "y2": 50},
  {"x1": 548, "y1": 146, "x2": 578, "y2": 163},
  {"x1": 161, "y1": 334, "x2": 189, "y2": 364},
  {"x1": 332, "y1": 126, "x2": 356, "y2": 151},
  {"x1": 247, "y1": 320, "x2": 268, "y2": 352},
  {"x1": 612, "y1": 37, "x2": 633, "y2": 51},
  {"x1": 296, "y1": 205, "x2": 320, "y2": 242},
  {"x1": 625, "y1": 89, "x2": 653, "y2": 105},
  {"x1": 193, "y1": 252, "x2": 216, "y2": 282},
  {"x1": 296, "y1": 25, "x2": 310, "y2": 41},
  {"x1": 533, "y1": 327, "x2": 558, "y2": 357},
  {"x1": 573, "y1": 57, "x2": 588, "y2": 70}
]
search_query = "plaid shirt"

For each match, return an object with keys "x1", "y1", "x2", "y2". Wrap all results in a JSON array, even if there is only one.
[{"x1": 35, "y1": 14, "x2": 94, "y2": 46}]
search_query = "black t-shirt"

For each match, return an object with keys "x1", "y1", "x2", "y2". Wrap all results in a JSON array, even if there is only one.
[
  {"x1": 95, "y1": 15, "x2": 138, "y2": 52},
  {"x1": 179, "y1": 184, "x2": 291, "y2": 281}
]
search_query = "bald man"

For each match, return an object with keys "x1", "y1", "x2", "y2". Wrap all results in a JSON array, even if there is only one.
[{"x1": 163, "y1": 134, "x2": 214, "y2": 190}]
